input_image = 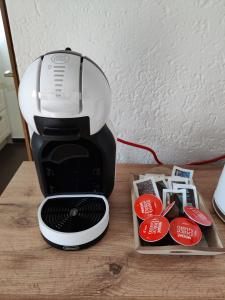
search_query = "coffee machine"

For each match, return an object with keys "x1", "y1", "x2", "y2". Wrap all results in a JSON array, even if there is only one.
[{"x1": 19, "y1": 49, "x2": 116, "y2": 250}]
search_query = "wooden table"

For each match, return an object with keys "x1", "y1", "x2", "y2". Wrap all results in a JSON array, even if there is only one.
[{"x1": 1, "y1": 162, "x2": 225, "y2": 299}]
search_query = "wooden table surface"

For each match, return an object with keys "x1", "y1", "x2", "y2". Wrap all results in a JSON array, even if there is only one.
[{"x1": 1, "y1": 162, "x2": 225, "y2": 299}]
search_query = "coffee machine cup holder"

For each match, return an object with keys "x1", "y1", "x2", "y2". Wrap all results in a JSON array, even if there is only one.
[{"x1": 38, "y1": 194, "x2": 109, "y2": 250}]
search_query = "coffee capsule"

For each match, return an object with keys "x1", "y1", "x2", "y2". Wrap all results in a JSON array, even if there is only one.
[
  {"x1": 134, "y1": 194, "x2": 163, "y2": 220},
  {"x1": 162, "y1": 201, "x2": 175, "y2": 217},
  {"x1": 184, "y1": 206, "x2": 212, "y2": 227},
  {"x1": 139, "y1": 215, "x2": 170, "y2": 242},
  {"x1": 169, "y1": 217, "x2": 202, "y2": 246}
]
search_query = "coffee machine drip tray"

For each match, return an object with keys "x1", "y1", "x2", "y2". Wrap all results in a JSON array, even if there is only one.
[{"x1": 38, "y1": 194, "x2": 109, "y2": 250}]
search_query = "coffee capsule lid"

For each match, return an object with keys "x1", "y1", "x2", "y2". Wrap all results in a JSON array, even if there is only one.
[
  {"x1": 184, "y1": 206, "x2": 212, "y2": 227},
  {"x1": 169, "y1": 217, "x2": 202, "y2": 246},
  {"x1": 134, "y1": 194, "x2": 163, "y2": 220},
  {"x1": 162, "y1": 201, "x2": 175, "y2": 217},
  {"x1": 139, "y1": 215, "x2": 170, "y2": 242}
]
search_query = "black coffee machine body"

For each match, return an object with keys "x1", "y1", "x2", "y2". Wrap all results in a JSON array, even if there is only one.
[{"x1": 32, "y1": 121, "x2": 116, "y2": 197}]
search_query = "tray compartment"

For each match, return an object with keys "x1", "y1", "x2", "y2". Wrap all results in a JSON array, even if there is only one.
[{"x1": 131, "y1": 167, "x2": 225, "y2": 256}]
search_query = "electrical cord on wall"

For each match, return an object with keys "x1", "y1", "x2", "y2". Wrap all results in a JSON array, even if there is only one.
[
  {"x1": 117, "y1": 138, "x2": 163, "y2": 165},
  {"x1": 117, "y1": 137, "x2": 225, "y2": 166}
]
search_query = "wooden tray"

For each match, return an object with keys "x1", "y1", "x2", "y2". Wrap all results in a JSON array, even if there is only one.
[{"x1": 131, "y1": 167, "x2": 225, "y2": 255}]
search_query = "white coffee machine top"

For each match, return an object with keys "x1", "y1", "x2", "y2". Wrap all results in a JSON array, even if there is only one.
[{"x1": 19, "y1": 49, "x2": 111, "y2": 135}]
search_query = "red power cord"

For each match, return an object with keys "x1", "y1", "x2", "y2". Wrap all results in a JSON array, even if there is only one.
[
  {"x1": 117, "y1": 137, "x2": 225, "y2": 166},
  {"x1": 187, "y1": 154, "x2": 225, "y2": 166},
  {"x1": 117, "y1": 138, "x2": 163, "y2": 165}
]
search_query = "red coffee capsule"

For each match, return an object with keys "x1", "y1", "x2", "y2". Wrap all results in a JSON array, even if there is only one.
[
  {"x1": 134, "y1": 194, "x2": 163, "y2": 220},
  {"x1": 184, "y1": 206, "x2": 212, "y2": 227},
  {"x1": 139, "y1": 215, "x2": 170, "y2": 242},
  {"x1": 162, "y1": 201, "x2": 175, "y2": 217},
  {"x1": 169, "y1": 217, "x2": 202, "y2": 246}
]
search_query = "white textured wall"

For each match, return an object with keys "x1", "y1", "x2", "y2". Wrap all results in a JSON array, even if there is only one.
[{"x1": 6, "y1": 0, "x2": 225, "y2": 163}]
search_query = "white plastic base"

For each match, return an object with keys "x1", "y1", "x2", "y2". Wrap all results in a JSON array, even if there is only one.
[{"x1": 38, "y1": 194, "x2": 109, "y2": 248}]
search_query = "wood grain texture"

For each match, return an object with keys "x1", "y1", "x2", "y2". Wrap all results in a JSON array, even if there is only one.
[{"x1": 1, "y1": 162, "x2": 225, "y2": 299}]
